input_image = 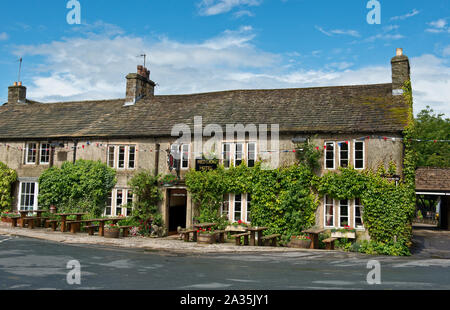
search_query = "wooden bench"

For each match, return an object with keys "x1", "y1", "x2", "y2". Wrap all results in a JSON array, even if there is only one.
[
  {"x1": 180, "y1": 229, "x2": 196, "y2": 242},
  {"x1": 323, "y1": 237, "x2": 338, "y2": 250},
  {"x1": 84, "y1": 225, "x2": 100, "y2": 236},
  {"x1": 38, "y1": 217, "x2": 50, "y2": 228},
  {"x1": 261, "y1": 234, "x2": 281, "y2": 246},
  {"x1": 23, "y1": 217, "x2": 36, "y2": 229},
  {"x1": 119, "y1": 226, "x2": 133, "y2": 237},
  {"x1": 10, "y1": 217, "x2": 20, "y2": 227},
  {"x1": 233, "y1": 232, "x2": 251, "y2": 246},
  {"x1": 215, "y1": 230, "x2": 226, "y2": 243},
  {"x1": 45, "y1": 220, "x2": 59, "y2": 231}
]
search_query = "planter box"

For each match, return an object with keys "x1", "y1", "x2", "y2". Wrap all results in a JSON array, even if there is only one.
[
  {"x1": 1, "y1": 217, "x2": 12, "y2": 223},
  {"x1": 104, "y1": 228, "x2": 120, "y2": 239},
  {"x1": 331, "y1": 231, "x2": 356, "y2": 239},
  {"x1": 288, "y1": 238, "x2": 311, "y2": 249},
  {"x1": 197, "y1": 233, "x2": 216, "y2": 244},
  {"x1": 225, "y1": 225, "x2": 247, "y2": 232}
]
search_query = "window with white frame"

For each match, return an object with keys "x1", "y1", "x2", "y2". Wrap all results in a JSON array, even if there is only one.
[
  {"x1": 25, "y1": 143, "x2": 37, "y2": 164},
  {"x1": 324, "y1": 142, "x2": 335, "y2": 169},
  {"x1": 246, "y1": 194, "x2": 252, "y2": 223},
  {"x1": 222, "y1": 142, "x2": 257, "y2": 168},
  {"x1": 40, "y1": 143, "x2": 51, "y2": 165},
  {"x1": 247, "y1": 142, "x2": 256, "y2": 168},
  {"x1": 222, "y1": 143, "x2": 232, "y2": 168},
  {"x1": 223, "y1": 193, "x2": 252, "y2": 223},
  {"x1": 18, "y1": 182, "x2": 38, "y2": 211},
  {"x1": 181, "y1": 144, "x2": 190, "y2": 169},
  {"x1": 339, "y1": 199, "x2": 349, "y2": 227},
  {"x1": 354, "y1": 198, "x2": 364, "y2": 229},
  {"x1": 354, "y1": 141, "x2": 364, "y2": 169},
  {"x1": 128, "y1": 146, "x2": 136, "y2": 169},
  {"x1": 107, "y1": 145, "x2": 136, "y2": 170},
  {"x1": 338, "y1": 141, "x2": 349, "y2": 168},
  {"x1": 324, "y1": 195, "x2": 334, "y2": 227},
  {"x1": 235, "y1": 143, "x2": 243, "y2": 167},
  {"x1": 104, "y1": 189, "x2": 134, "y2": 216},
  {"x1": 234, "y1": 194, "x2": 242, "y2": 222},
  {"x1": 170, "y1": 144, "x2": 190, "y2": 169}
]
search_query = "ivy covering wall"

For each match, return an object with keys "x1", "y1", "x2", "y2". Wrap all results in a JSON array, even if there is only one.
[
  {"x1": 38, "y1": 160, "x2": 116, "y2": 217},
  {"x1": 0, "y1": 161, "x2": 17, "y2": 212}
]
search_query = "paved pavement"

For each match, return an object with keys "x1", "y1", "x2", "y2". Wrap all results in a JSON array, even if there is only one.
[{"x1": 0, "y1": 235, "x2": 449, "y2": 290}]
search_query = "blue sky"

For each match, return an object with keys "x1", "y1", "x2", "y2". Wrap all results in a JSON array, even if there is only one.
[{"x1": 0, "y1": 0, "x2": 449, "y2": 116}]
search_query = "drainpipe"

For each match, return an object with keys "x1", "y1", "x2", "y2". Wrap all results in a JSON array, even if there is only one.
[
  {"x1": 73, "y1": 140, "x2": 78, "y2": 163},
  {"x1": 155, "y1": 143, "x2": 160, "y2": 176}
]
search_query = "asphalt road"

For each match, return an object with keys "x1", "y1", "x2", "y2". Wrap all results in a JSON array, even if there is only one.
[{"x1": 0, "y1": 235, "x2": 449, "y2": 290}]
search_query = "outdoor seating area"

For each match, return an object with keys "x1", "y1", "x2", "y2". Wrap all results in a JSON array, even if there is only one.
[
  {"x1": 180, "y1": 223, "x2": 281, "y2": 247},
  {"x1": 5, "y1": 209, "x2": 131, "y2": 239}
]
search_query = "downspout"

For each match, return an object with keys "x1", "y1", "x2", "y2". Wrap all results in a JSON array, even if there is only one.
[
  {"x1": 155, "y1": 143, "x2": 160, "y2": 176},
  {"x1": 73, "y1": 140, "x2": 78, "y2": 164}
]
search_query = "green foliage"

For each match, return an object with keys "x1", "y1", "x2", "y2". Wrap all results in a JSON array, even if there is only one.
[
  {"x1": 128, "y1": 171, "x2": 163, "y2": 225},
  {"x1": 0, "y1": 162, "x2": 17, "y2": 212},
  {"x1": 186, "y1": 163, "x2": 318, "y2": 243},
  {"x1": 38, "y1": 160, "x2": 116, "y2": 217},
  {"x1": 295, "y1": 139, "x2": 322, "y2": 170},
  {"x1": 358, "y1": 240, "x2": 411, "y2": 256},
  {"x1": 413, "y1": 106, "x2": 450, "y2": 167}
]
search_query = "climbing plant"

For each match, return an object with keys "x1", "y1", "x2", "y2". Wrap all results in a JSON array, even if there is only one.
[
  {"x1": 186, "y1": 162, "x2": 318, "y2": 244},
  {"x1": 0, "y1": 161, "x2": 17, "y2": 212},
  {"x1": 38, "y1": 160, "x2": 116, "y2": 217}
]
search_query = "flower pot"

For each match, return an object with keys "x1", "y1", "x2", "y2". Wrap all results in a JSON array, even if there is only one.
[
  {"x1": 288, "y1": 238, "x2": 312, "y2": 248},
  {"x1": 104, "y1": 228, "x2": 120, "y2": 239},
  {"x1": 50, "y1": 205, "x2": 57, "y2": 214},
  {"x1": 197, "y1": 233, "x2": 216, "y2": 244},
  {"x1": 225, "y1": 225, "x2": 247, "y2": 232},
  {"x1": 1, "y1": 217, "x2": 12, "y2": 223},
  {"x1": 331, "y1": 231, "x2": 356, "y2": 239}
]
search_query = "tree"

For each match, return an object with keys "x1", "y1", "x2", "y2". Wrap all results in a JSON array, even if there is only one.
[
  {"x1": 413, "y1": 106, "x2": 450, "y2": 167},
  {"x1": 38, "y1": 160, "x2": 116, "y2": 217}
]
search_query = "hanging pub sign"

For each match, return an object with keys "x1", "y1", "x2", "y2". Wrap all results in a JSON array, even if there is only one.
[{"x1": 195, "y1": 158, "x2": 219, "y2": 171}]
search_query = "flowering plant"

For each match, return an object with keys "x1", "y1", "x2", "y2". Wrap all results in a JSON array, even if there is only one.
[
  {"x1": 105, "y1": 223, "x2": 120, "y2": 229},
  {"x1": 130, "y1": 226, "x2": 140, "y2": 236},
  {"x1": 331, "y1": 225, "x2": 356, "y2": 233},
  {"x1": 232, "y1": 220, "x2": 249, "y2": 227},
  {"x1": 197, "y1": 227, "x2": 216, "y2": 235},
  {"x1": 291, "y1": 235, "x2": 311, "y2": 240},
  {"x1": 1, "y1": 211, "x2": 20, "y2": 218}
]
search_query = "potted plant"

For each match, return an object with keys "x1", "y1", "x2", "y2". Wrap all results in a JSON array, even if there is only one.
[
  {"x1": 160, "y1": 174, "x2": 178, "y2": 187},
  {"x1": 1, "y1": 211, "x2": 20, "y2": 223},
  {"x1": 197, "y1": 228, "x2": 217, "y2": 244},
  {"x1": 226, "y1": 220, "x2": 249, "y2": 232},
  {"x1": 331, "y1": 225, "x2": 356, "y2": 239},
  {"x1": 50, "y1": 205, "x2": 57, "y2": 214},
  {"x1": 104, "y1": 223, "x2": 120, "y2": 238},
  {"x1": 288, "y1": 235, "x2": 312, "y2": 248}
]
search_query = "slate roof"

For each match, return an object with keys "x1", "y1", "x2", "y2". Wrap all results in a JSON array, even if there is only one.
[
  {"x1": 0, "y1": 83, "x2": 409, "y2": 139},
  {"x1": 416, "y1": 167, "x2": 450, "y2": 192}
]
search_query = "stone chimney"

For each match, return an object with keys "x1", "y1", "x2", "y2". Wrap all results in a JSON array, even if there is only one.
[
  {"x1": 391, "y1": 48, "x2": 410, "y2": 95},
  {"x1": 124, "y1": 65, "x2": 156, "y2": 105},
  {"x1": 7, "y1": 82, "x2": 27, "y2": 105}
]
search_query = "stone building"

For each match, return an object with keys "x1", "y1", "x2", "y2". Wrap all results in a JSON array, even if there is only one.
[{"x1": 0, "y1": 49, "x2": 412, "y2": 235}]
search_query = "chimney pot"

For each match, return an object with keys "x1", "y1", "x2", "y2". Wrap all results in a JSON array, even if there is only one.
[{"x1": 396, "y1": 48, "x2": 403, "y2": 56}]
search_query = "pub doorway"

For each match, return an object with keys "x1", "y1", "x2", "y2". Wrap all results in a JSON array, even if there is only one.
[{"x1": 168, "y1": 189, "x2": 187, "y2": 235}]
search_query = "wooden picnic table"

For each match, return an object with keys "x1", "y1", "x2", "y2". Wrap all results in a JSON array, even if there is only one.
[
  {"x1": 302, "y1": 228, "x2": 325, "y2": 249},
  {"x1": 55, "y1": 213, "x2": 88, "y2": 232},
  {"x1": 247, "y1": 226, "x2": 269, "y2": 246},
  {"x1": 19, "y1": 210, "x2": 31, "y2": 218},
  {"x1": 64, "y1": 217, "x2": 125, "y2": 235}
]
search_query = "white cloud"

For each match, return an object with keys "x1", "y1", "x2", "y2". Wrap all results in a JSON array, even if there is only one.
[
  {"x1": 13, "y1": 24, "x2": 450, "y2": 117},
  {"x1": 198, "y1": 0, "x2": 262, "y2": 16},
  {"x1": 0, "y1": 32, "x2": 9, "y2": 41},
  {"x1": 315, "y1": 26, "x2": 360, "y2": 38},
  {"x1": 426, "y1": 18, "x2": 450, "y2": 33},
  {"x1": 390, "y1": 9, "x2": 420, "y2": 21}
]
